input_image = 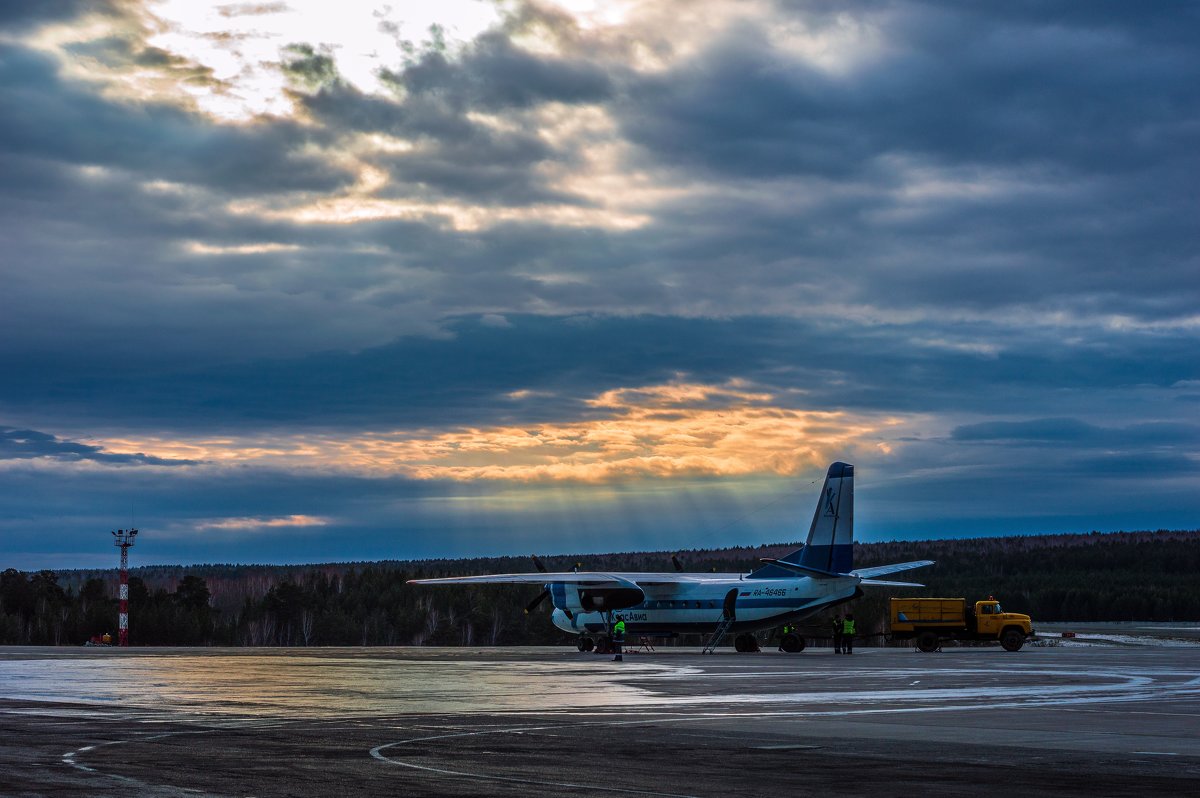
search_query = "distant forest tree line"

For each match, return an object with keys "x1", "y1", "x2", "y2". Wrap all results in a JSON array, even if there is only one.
[{"x1": 1, "y1": 529, "x2": 1197, "y2": 647}]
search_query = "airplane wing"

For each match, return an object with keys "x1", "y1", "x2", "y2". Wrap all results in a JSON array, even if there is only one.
[
  {"x1": 851, "y1": 560, "x2": 934, "y2": 579},
  {"x1": 860, "y1": 578, "x2": 925, "y2": 587},
  {"x1": 408, "y1": 571, "x2": 739, "y2": 587}
]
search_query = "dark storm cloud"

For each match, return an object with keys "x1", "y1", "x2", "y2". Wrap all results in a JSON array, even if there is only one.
[
  {"x1": 373, "y1": 118, "x2": 569, "y2": 206},
  {"x1": 0, "y1": 426, "x2": 197, "y2": 466},
  {"x1": 944, "y1": 419, "x2": 1200, "y2": 481},
  {"x1": 623, "y1": 2, "x2": 1200, "y2": 177},
  {"x1": 0, "y1": 149, "x2": 408, "y2": 371},
  {"x1": 0, "y1": 44, "x2": 352, "y2": 195},
  {"x1": 3, "y1": 0, "x2": 1195, "y2": 351},
  {"x1": 2, "y1": 315, "x2": 1196, "y2": 435},
  {"x1": 589, "y1": 1, "x2": 1199, "y2": 322},
  {"x1": 285, "y1": 25, "x2": 612, "y2": 207},
  {"x1": 952, "y1": 419, "x2": 1200, "y2": 447},
  {"x1": 388, "y1": 26, "x2": 613, "y2": 111}
]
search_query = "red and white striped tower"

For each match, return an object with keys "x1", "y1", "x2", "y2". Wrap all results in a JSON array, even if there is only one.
[{"x1": 112, "y1": 528, "x2": 138, "y2": 646}]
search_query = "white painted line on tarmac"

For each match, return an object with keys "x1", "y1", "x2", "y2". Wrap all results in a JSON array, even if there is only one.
[
  {"x1": 1062, "y1": 708, "x2": 1200, "y2": 718},
  {"x1": 371, "y1": 721, "x2": 700, "y2": 797},
  {"x1": 60, "y1": 725, "x2": 227, "y2": 791}
]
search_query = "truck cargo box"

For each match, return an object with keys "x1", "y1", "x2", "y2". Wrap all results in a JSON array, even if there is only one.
[{"x1": 890, "y1": 598, "x2": 966, "y2": 633}]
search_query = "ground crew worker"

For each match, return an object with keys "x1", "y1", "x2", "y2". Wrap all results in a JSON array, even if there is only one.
[
  {"x1": 777, "y1": 624, "x2": 793, "y2": 651},
  {"x1": 842, "y1": 613, "x2": 856, "y2": 655},
  {"x1": 612, "y1": 618, "x2": 626, "y2": 662},
  {"x1": 832, "y1": 614, "x2": 843, "y2": 653}
]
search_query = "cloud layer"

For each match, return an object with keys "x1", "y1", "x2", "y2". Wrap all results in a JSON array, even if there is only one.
[{"x1": 1, "y1": 1, "x2": 1197, "y2": 567}]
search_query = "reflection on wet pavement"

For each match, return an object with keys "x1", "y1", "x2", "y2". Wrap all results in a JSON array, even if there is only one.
[
  {"x1": 0, "y1": 647, "x2": 689, "y2": 717},
  {"x1": 4, "y1": 646, "x2": 1199, "y2": 724}
]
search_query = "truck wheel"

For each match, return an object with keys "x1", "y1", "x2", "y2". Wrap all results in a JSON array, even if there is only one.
[
  {"x1": 780, "y1": 633, "x2": 804, "y2": 653},
  {"x1": 916, "y1": 632, "x2": 939, "y2": 653},
  {"x1": 1000, "y1": 628, "x2": 1024, "y2": 652},
  {"x1": 578, "y1": 636, "x2": 594, "y2": 652}
]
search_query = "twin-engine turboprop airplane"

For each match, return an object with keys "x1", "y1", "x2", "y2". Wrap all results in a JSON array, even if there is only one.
[{"x1": 409, "y1": 462, "x2": 933, "y2": 653}]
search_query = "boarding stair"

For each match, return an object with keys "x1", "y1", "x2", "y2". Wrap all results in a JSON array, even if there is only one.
[{"x1": 702, "y1": 614, "x2": 735, "y2": 654}]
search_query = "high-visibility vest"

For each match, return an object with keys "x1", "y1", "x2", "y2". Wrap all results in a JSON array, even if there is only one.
[
  {"x1": 614, "y1": 621, "x2": 626, "y2": 639},
  {"x1": 842, "y1": 619, "x2": 856, "y2": 635}
]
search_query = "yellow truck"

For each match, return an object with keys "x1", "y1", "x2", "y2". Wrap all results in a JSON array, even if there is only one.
[{"x1": 890, "y1": 597, "x2": 1034, "y2": 652}]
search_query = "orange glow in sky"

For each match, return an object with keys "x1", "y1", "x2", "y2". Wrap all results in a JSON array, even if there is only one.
[{"x1": 95, "y1": 380, "x2": 911, "y2": 482}]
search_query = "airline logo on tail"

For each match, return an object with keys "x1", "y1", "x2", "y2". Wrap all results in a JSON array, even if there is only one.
[{"x1": 823, "y1": 488, "x2": 838, "y2": 517}]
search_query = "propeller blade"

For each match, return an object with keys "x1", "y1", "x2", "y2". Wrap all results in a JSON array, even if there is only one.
[
  {"x1": 530, "y1": 555, "x2": 547, "y2": 573},
  {"x1": 672, "y1": 554, "x2": 684, "y2": 572},
  {"x1": 524, "y1": 589, "x2": 550, "y2": 615}
]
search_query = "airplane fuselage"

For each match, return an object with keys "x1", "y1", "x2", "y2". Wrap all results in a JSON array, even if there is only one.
[{"x1": 550, "y1": 574, "x2": 861, "y2": 637}]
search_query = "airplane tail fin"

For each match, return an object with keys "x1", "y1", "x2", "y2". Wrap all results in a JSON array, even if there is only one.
[{"x1": 749, "y1": 462, "x2": 854, "y2": 579}]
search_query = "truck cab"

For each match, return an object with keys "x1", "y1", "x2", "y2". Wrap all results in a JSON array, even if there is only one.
[{"x1": 971, "y1": 599, "x2": 1033, "y2": 648}]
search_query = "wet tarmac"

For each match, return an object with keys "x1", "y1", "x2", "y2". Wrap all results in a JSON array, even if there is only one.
[{"x1": 2, "y1": 645, "x2": 1198, "y2": 796}]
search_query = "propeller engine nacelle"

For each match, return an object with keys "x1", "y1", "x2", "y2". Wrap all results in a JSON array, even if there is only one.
[{"x1": 550, "y1": 583, "x2": 645, "y2": 615}]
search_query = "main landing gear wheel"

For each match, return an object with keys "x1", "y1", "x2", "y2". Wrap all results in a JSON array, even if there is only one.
[
  {"x1": 916, "y1": 631, "x2": 939, "y2": 653},
  {"x1": 780, "y1": 633, "x2": 804, "y2": 653},
  {"x1": 1000, "y1": 629, "x2": 1025, "y2": 652},
  {"x1": 733, "y1": 633, "x2": 760, "y2": 653},
  {"x1": 577, "y1": 636, "x2": 595, "y2": 652},
  {"x1": 594, "y1": 637, "x2": 612, "y2": 655}
]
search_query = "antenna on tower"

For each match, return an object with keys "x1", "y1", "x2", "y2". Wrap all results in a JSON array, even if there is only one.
[{"x1": 113, "y1": 528, "x2": 139, "y2": 647}]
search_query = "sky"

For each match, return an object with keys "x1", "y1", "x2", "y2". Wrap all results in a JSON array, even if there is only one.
[{"x1": 1, "y1": 0, "x2": 1197, "y2": 570}]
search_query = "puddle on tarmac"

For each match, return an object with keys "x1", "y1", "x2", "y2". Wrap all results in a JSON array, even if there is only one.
[{"x1": 0, "y1": 647, "x2": 693, "y2": 717}]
